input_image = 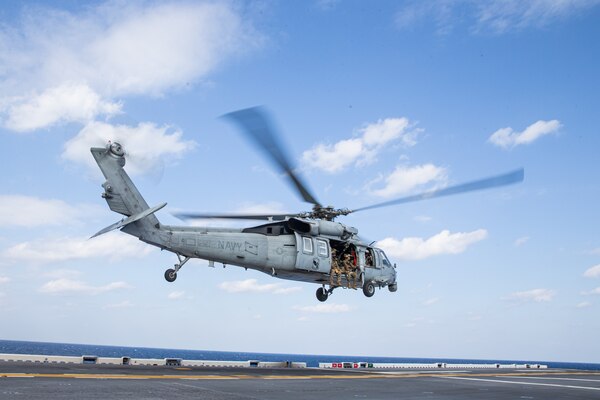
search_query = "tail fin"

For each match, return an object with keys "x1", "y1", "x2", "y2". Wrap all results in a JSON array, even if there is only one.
[{"x1": 91, "y1": 143, "x2": 163, "y2": 239}]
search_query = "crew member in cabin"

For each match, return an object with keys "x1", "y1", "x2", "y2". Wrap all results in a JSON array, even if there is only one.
[{"x1": 329, "y1": 248, "x2": 343, "y2": 286}]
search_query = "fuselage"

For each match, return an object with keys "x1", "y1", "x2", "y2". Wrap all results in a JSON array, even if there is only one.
[{"x1": 130, "y1": 221, "x2": 396, "y2": 287}]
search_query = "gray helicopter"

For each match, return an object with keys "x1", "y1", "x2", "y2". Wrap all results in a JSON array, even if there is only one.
[{"x1": 90, "y1": 107, "x2": 524, "y2": 302}]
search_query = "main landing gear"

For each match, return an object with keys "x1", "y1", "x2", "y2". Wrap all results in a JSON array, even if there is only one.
[
  {"x1": 164, "y1": 254, "x2": 190, "y2": 283},
  {"x1": 316, "y1": 285, "x2": 335, "y2": 302},
  {"x1": 362, "y1": 281, "x2": 376, "y2": 298}
]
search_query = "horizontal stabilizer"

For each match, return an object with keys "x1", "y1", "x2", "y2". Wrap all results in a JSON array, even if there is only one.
[{"x1": 91, "y1": 202, "x2": 167, "y2": 239}]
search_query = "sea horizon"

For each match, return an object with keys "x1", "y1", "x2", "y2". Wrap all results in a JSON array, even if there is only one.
[{"x1": 1, "y1": 339, "x2": 598, "y2": 370}]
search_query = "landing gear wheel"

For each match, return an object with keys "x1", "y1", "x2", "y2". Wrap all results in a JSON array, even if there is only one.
[
  {"x1": 316, "y1": 287, "x2": 329, "y2": 302},
  {"x1": 363, "y1": 281, "x2": 375, "y2": 298},
  {"x1": 164, "y1": 268, "x2": 177, "y2": 282},
  {"x1": 388, "y1": 283, "x2": 398, "y2": 292}
]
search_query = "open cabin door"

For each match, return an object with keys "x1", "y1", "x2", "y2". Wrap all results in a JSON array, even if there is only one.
[{"x1": 293, "y1": 233, "x2": 331, "y2": 273}]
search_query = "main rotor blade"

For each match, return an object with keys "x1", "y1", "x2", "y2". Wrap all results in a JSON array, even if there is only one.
[
  {"x1": 173, "y1": 212, "x2": 300, "y2": 221},
  {"x1": 222, "y1": 107, "x2": 321, "y2": 206},
  {"x1": 352, "y1": 168, "x2": 524, "y2": 213}
]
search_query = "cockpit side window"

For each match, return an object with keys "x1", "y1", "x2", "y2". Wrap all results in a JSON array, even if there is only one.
[{"x1": 378, "y1": 250, "x2": 391, "y2": 267}]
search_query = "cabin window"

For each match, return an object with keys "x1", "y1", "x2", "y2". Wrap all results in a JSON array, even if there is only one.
[
  {"x1": 267, "y1": 227, "x2": 273, "y2": 234},
  {"x1": 316, "y1": 239, "x2": 329, "y2": 257},
  {"x1": 302, "y1": 237, "x2": 313, "y2": 254},
  {"x1": 365, "y1": 248, "x2": 375, "y2": 268}
]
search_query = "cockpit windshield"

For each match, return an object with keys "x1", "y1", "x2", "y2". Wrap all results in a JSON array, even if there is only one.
[{"x1": 378, "y1": 250, "x2": 392, "y2": 267}]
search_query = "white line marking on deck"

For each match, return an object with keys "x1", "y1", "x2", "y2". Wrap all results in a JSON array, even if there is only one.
[
  {"x1": 504, "y1": 376, "x2": 600, "y2": 383},
  {"x1": 440, "y1": 376, "x2": 600, "y2": 391}
]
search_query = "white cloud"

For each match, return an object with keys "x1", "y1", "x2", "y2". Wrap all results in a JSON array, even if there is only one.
[
  {"x1": 62, "y1": 121, "x2": 195, "y2": 176},
  {"x1": 414, "y1": 215, "x2": 432, "y2": 223},
  {"x1": 473, "y1": 0, "x2": 599, "y2": 33},
  {"x1": 0, "y1": 195, "x2": 97, "y2": 228},
  {"x1": 218, "y1": 279, "x2": 302, "y2": 295},
  {"x1": 0, "y1": 276, "x2": 10, "y2": 284},
  {"x1": 1, "y1": 232, "x2": 154, "y2": 264},
  {"x1": 583, "y1": 264, "x2": 600, "y2": 278},
  {"x1": 395, "y1": 1, "x2": 600, "y2": 34},
  {"x1": 423, "y1": 297, "x2": 439, "y2": 306},
  {"x1": 103, "y1": 300, "x2": 134, "y2": 309},
  {"x1": 505, "y1": 288, "x2": 556, "y2": 303},
  {"x1": 236, "y1": 202, "x2": 288, "y2": 215},
  {"x1": 514, "y1": 236, "x2": 530, "y2": 247},
  {"x1": 168, "y1": 291, "x2": 192, "y2": 300},
  {"x1": 369, "y1": 164, "x2": 447, "y2": 198},
  {"x1": 5, "y1": 83, "x2": 121, "y2": 132},
  {"x1": 378, "y1": 229, "x2": 488, "y2": 261},
  {"x1": 576, "y1": 301, "x2": 591, "y2": 308},
  {"x1": 302, "y1": 118, "x2": 418, "y2": 173},
  {"x1": 467, "y1": 312, "x2": 483, "y2": 321},
  {"x1": 0, "y1": 2, "x2": 262, "y2": 131},
  {"x1": 293, "y1": 304, "x2": 353, "y2": 313},
  {"x1": 489, "y1": 120, "x2": 561, "y2": 149},
  {"x1": 404, "y1": 316, "x2": 434, "y2": 328},
  {"x1": 40, "y1": 278, "x2": 131, "y2": 295},
  {"x1": 582, "y1": 287, "x2": 600, "y2": 296}
]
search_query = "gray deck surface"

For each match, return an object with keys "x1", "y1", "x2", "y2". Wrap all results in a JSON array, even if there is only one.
[{"x1": 1, "y1": 361, "x2": 599, "y2": 399}]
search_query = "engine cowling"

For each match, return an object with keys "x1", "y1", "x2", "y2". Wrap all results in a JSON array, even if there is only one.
[{"x1": 288, "y1": 218, "x2": 357, "y2": 239}]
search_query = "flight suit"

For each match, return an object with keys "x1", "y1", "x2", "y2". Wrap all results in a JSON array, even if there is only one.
[
  {"x1": 343, "y1": 253, "x2": 358, "y2": 289},
  {"x1": 329, "y1": 250, "x2": 343, "y2": 286}
]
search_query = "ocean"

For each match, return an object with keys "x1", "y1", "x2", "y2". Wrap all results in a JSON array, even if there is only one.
[{"x1": 0, "y1": 340, "x2": 598, "y2": 370}]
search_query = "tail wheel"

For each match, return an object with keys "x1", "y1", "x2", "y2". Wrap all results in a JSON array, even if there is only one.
[
  {"x1": 388, "y1": 283, "x2": 398, "y2": 292},
  {"x1": 316, "y1": 287, "x2": 329, "y2": 302},
  {"x1": 363, "y1": 281, "x2": 375, "y2": 298},
  {"x1": 164, "y1": 268, "x2": 177, "y2": 282}
]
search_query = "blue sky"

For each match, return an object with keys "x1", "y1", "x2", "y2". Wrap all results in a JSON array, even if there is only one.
[{"x1": 1, "y1": 0, "x2": 600, "y2": 363}]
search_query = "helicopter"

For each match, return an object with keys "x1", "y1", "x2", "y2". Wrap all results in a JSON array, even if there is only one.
[{"x1": 90, "y1": 107, "x2": 524, "y2": 302}]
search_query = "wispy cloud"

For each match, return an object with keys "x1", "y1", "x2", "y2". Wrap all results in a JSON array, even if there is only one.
[
  {"x1": 40, "y1": 278, "x2": 131, "y2": 295},
  {"x1": 168, "y1": 291, "x2": 193, "y2": 300},
  {"x1": 0, "y1": 276, "x2": 10, "y2": 284},
  {"x1": 103, "y1": 300, "x2": 134, "y2": 309},
  {"x1": 414, "y1": 215, "x2": 432, "y2": 223},
  {"x1": 404, "y1": 316, "x2": 435, "y2": 328},
  {"x1": 488, "y1": 120, "x2": 561, "y2": 149},
  {"x1": 302, "y1": 117, "x2": 419, "y2": 173},
  {"x1": 423, "y1": 297, "x2": 439, "y2": 306},
  {"x1": 0, "y1": 195, "x2": 98, "y2": 228},
  {"x1": 505, "y1": 288, "x2": 556, "y2": 303},
  {"x1": 514, "y1": 236, "x2": 530, "y2": 247},
  {"x1": 367, "y1": 163, "x2": 447, "y2": 198},
  {"x1": 576, "y1": 301, "x2": 591, "y2": 308},
  {"x1": 582, "y1": 287, "x2": 600, "y2": 295},
  {"x1": 1, "y1": 233, "x2": 154, "y2": 264},
  {"x1": 0, "y1": 2, "x2": 262, "y2": 132},
  {"x1": 293, "y1": 304, "x2": 353, "y2": 313},
  {"x1": 395, "y1": 1, "x2": 600, "y2": 34},
  {"x1": 583, "y1": 264, "x2": 600, "y2": 278},
  {"x1": 378, "y1": 229, "x2": 487, "y2": 261},
  {"x1": 218, "y1": 279, "x2": 302, "y2": 295}
]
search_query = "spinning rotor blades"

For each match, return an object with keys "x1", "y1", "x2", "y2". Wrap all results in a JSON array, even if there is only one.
[
  {"x1": 223, "y1": 107, "x2": 321, "y2": 206},
  {"x1": 176, "y1": 107, "x2": 524, "y2": 222},
  {"x1": 350, "y1": 168, "x2": 524, "y2": 214},
  {"x1": 173, "y1": 212, "x2": 300, "y2": 221}
]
